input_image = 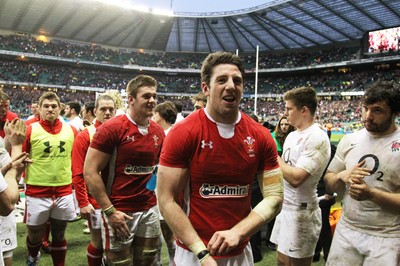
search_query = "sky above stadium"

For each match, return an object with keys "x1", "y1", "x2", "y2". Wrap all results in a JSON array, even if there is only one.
[
  {"x1": 97, "y1": 0, "x2": 281, "y2": 16},
  {"x1": 153, "y1": 0, "x2": 275, "y2": 13}
]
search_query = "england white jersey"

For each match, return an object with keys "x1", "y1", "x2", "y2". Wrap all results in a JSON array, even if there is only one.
[
  {"x1": 328, "y1": 127, "x2": 400, "y2": 237},
  {"x1": 282, "y1": 123, "x2": 331, "y2": 207}
]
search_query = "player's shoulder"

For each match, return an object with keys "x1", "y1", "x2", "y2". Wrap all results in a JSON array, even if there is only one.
[
  {"x1": 171, "y1": 110, "x2": 203, "y2": 133},
  {"x1": 149, "y1": 119, "x2": 166, "y2": 136}
]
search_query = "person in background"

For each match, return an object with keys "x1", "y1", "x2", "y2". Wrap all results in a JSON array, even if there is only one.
[
  {"x1": 84, "y1": 75, "x2": 165, "y2": 265},
  {"x1": 81, "y1": 101, "x2": 96, "y2": 127},
  {"x1": 191, "y1": 91, "x2": 207, "y2": 111},
  {"x1": 173, "y1": 101, "x2": 185, "y2": 124},
  {"x1": 326, "y1": 121, "x2": 333, "y2": 140},
  {"x1": 25, "y1": 101, "x2": 41, "y2": 126},
  {"x1": 272, "y1": 116, "x2": 295, "y2": 156},
  {"x1": 23, "y1": 92, "x2": 78, "y2": 266},
  {"x1": 313, "y1": 143, "x2": 336, "y2": 262},
  {"x1": 27, "y1": 101, "x2": 39, "y2": 120},
  {"x1": 0, "y1": 91, "x2": 18, "y2": 139},
  {"x1": 65, "y1": 101, "x2": 84, "y2": 132},
  {"x1": 103, "y1": 90, "x2": 126, "y2": 116},
  {"x1": 324, "y1": 80, "x2": 400, "y2": 265},
  {"x1": 72, "y1": 94, "x2": 116, "y2": 266},
  {"x1": 152, "y1": 100, "x2": 177, "y2": 266},
  {"x1": 271, "y1": 86, "x2": 331, "y2": 266},
  {"x1": 157, "y1": 52, "x2": 283, "y2": 265}
]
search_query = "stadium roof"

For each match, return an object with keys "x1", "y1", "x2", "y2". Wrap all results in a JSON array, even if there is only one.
[{"x1": 0, "y1": 0, "x2": 399, "y2": 53}]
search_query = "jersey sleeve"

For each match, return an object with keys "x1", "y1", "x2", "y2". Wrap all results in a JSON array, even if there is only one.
[
  {"x1": 327, "y1": 134, "x2": 349, "y2": 174},
  {"x1": 90, "y1": 121, "x2": 118, "y2": 155},
  {"x1": 259, "y1": 128, "x2": 280, "y2": 172},
  {"x1": 72, "y1": 129, "x2": 90, "y2": 208},
  {"x1": 296, "y1": 132, "x2": 331, "y2": 176},
  {"x1": 159, "y1": 124, "x2": 193, "y2": 169}
]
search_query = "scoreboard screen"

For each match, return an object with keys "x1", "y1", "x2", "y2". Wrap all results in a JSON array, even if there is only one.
[{"x1": 365, "y1": 26, "x2": 400, "y2": 53}]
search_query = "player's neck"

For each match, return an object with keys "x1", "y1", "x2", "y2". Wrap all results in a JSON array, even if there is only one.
[
  {"x1": 128, "y1": 111, "x2": 149, "y2": 127},
  {"x1": 296, "y1": 119, "x2": 314, "y2": 132}
]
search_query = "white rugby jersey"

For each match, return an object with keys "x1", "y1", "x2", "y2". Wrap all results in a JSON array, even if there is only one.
[
  {"x1": 328, "y1": 127, "x2": 400, "y2": 237},
  {"x1": 282, "y1": 123, "x2": 331, "y2": 207}
]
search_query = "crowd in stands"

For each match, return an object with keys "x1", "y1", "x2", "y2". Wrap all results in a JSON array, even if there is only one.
[
  {"x1": 1, "y1": 59, "x2": 398, "y2": 96},
  {"x1": 0, "y1": 33, "x2": 398, "y2": 132},
  {"x1": 2, "y1": 86, "x2": 94, "y2": 118},
  {"x1": 3, "y1": 84, "x2": 364, "y2": 133},
  {"x1": 0, "y1": 34, "x2": 366, "y2": 69}
]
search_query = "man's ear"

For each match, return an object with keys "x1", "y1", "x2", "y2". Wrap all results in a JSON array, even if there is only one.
[{"x1": 201, "y1": 82, "x2": 210, "y2": 96}]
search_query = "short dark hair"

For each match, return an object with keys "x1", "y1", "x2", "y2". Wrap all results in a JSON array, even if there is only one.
[
  {"x1": 201, "y1": 52, "x2": 245, "y2": 88},
  {"x1": 363, "y1": 80, "x2": 400, "y2": 115},
  {"x1": 39, "y1": 92, "x2": 60, "y2": 107},
  {"x1": 95, "y1": 94, "x2": 115, "y2": 109},
  {"x1": 283, "y1": 86, "x2": 318, "y2": 115},
  {"x1": 173, "y1": 101, "x2": 183, "y2": 112},
  {"x1": 67, "y1": 101, "x2": 81, "y2": 114},
  {"x1": 84, "y1": 101, "x2": 95, "y2": 115},
  {"x1": 155, "y1": 101, "x2": 178, "y2": 125},
  {"x1": 126, "y1": 75, "x2": 157, "y2": 97}
]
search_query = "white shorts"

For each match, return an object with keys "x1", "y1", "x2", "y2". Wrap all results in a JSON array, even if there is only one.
[
  {"x1": 326, "y1": 221, "x2": 400, "y2": 266},
  {"x1": 88, "y1": 208, "x2": 102, "y2": 230},
  {"x1": 270, "y1": 206, "x2": 321, "y2": 258},
  {"x1": 102, "y1": 205, "x2": 161, "y2": 252},
  {"x1": 174, "y1": 242, "x2": 253, "y2": 266},
  {"x1": 25, "y1": 194, "x2": 76, "y2": 225},
  {"x1": 0, "y1": 212, "x2": 17, "y2": 252},
  {"x1": 0, "y1": 214, "x2": 17, "y2": 252}
]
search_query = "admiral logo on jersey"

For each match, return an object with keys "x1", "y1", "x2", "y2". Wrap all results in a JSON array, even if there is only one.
[
  {"x1": 199, "y1": 183, "x2": 249, "y2": 198},
  {"x1": 124, "y1": 165, "x2": 155, "y2": 175}
]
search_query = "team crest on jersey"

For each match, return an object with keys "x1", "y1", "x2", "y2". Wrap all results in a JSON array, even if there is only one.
[
  {"x1": 199, "y1": 183, "x2": 249, "y2": 198},
  {"x1": 153, "y1": 135, "x2": 160, "y2": 148},
  {"x1": 391, "y1": 141, "x2": 400, "y2": 152},
  {"x1": 201, "y1": 140, "x2": 213, "y2": 149},
  {"x1": 244, "y1": 136, "x2": 255, "y2": 157}
]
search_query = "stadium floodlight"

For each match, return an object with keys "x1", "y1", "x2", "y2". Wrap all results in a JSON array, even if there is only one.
[{"x1": 93, "y1": 0, "x2": 173, "y2": 16}]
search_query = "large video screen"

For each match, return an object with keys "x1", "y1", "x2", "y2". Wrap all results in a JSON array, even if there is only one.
[{"x1": 367, "y1": 26, "x2": 400, "y2": 53}]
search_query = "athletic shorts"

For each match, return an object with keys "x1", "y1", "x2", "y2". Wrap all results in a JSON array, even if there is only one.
[
  {"x1": 0, "y1": 214, "x2": 17, "y2": 252},
  {"x1": 25, "y1": 194, "x2": 76, "y2": 225},
  {"x1": 326, "y1": 221, "x2": 400, "y2": 266},
  {"x1": 88, "y1": 208, "x2": 102, "y2": 230},
  {"x1": 102, "y1": 205, "x2": 161, "y2": 252},
  {"x1": 174, "y1": 242, "x2": 253, "y2": 266},
  {"x1": 270, "y1": 206, "x2": 321, "y2": 258}
]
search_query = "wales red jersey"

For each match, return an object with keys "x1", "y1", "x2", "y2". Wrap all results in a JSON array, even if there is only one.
[
  {"x1": 72, "y1": 120, "x2": 102, "y2": 209},
  {"x1": 0, "y1": 111, "x2": 18, "y2": 138},
  {"x1": 90, "y1": 114, "x2": 165, "y2": 212},
  {"x1": 159, "y1": 109, "x2": 279, "y2": 257}
]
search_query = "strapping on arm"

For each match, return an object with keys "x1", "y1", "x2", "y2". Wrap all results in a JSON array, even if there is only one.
[{"x1": 252, "y1": 168, "x2": 283, "y2": 221}]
